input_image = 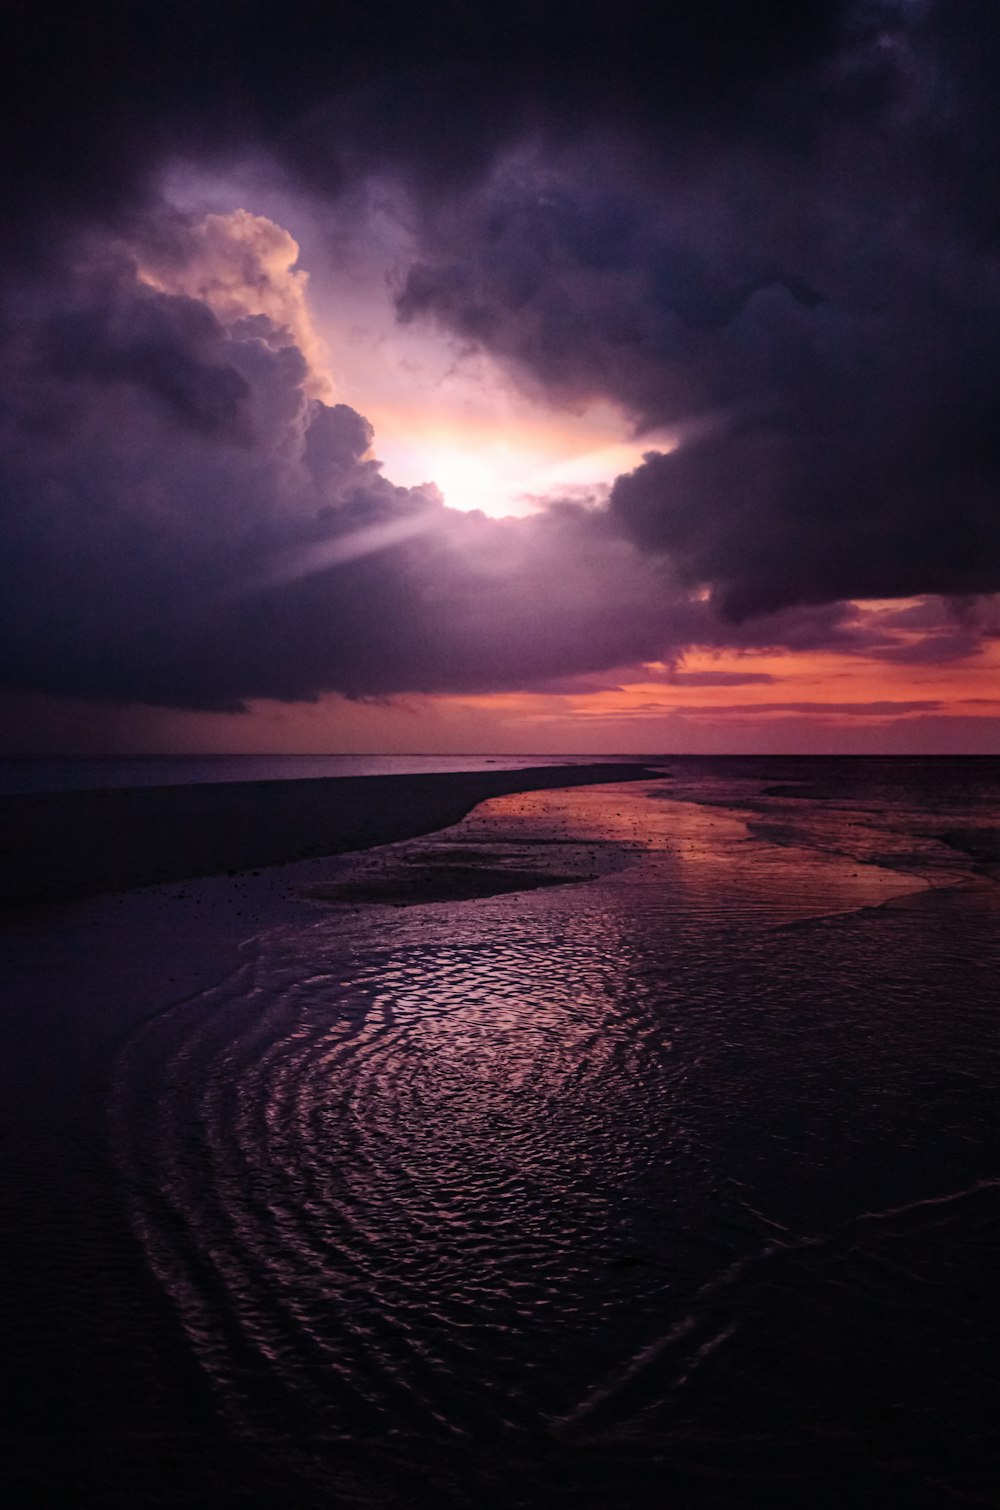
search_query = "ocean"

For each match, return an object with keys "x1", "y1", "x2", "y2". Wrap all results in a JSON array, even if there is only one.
[
  {"x1": 3, "y1": 756, "x2": 999, "y2": 1507},
  {"x1": 0, "y1": 752, "x2": 650, "y2": 795}
]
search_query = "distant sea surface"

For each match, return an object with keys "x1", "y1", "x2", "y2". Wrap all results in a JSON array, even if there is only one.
[
  {"x1": 4, "y1": 755, "x2": 1000, "y2": 1508},
  {"x1": 0, "y1": 752, "x2": 652, "y2": 795}
]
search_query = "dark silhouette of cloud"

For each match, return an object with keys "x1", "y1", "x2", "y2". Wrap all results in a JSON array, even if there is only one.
[
  {"x1": 668, "y1": 672, "x2": 778, "y2": 687},
  {"x1": 668, "y1": 700, "x2": 944, "y2": 718},
  {"x1": 0, "y1": 2, "x2": 848, "y2": 256},
  {"x1": 0, "y1": 231, "x2": 694, "y2": 709},
  {"x1": 1, "y1": 2, "x2": 999, "y2": 712}
]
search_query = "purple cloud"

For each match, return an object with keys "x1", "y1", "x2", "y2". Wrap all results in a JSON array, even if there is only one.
[{"x1": 2, "y1": 3, "x2": 1000, "y2": 716}]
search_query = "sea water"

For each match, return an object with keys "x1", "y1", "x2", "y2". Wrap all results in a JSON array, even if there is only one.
[
  {"x1": 4, "y1": 758, "x2": 999, "y2": 1507},
  {"x1": 0, "y1": 752, "x2": 650, "y2": 795}
]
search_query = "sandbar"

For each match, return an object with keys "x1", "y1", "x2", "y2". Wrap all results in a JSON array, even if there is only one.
[{"x1": 0, "y1": 763, "x2": 653, "y2": 908}]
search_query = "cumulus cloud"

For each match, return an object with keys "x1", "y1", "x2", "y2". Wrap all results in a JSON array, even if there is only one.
[
  {"x1": 1, "y1": 2, "x2": 999, "y2": 715},
  {"x1": 0, "y1": 214, "x2": 693, "y2": 709},
  {"x1": 135, "y1": 210, "x2": 334, "y2": 398},
  {"x1": 0, "y1": 1, "x2": 850, "y2": 262},
  {"x1": 386, "y1": 5, "x2": 1000, "y2": 618},
  {"x1": 399, "y1": 119, "x2": 1000, "y2": 618}
]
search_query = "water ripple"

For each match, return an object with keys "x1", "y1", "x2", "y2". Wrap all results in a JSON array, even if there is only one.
[{"x1": 111, "y1": 779, "x2": 1000, "y2": 1500}]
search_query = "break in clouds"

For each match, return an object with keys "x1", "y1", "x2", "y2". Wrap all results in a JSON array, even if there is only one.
[{"x1": 2, "y1": 0, "x2": 999, "y2": 711}]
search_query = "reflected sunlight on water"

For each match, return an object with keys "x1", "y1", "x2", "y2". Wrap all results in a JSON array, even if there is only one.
[{"x1": 111, "y1": 773, "x2": 1000, "y2": 1506}]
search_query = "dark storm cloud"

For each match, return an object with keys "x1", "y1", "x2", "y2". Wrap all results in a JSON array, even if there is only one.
[
  {"x1": 0, "y1": 237, "x2": 702, "y2": 709},
  {"x1": 1, "y1": 1, "x2": 999, "y2": 708},
  {"x1": 399, "y1": 123, "x2": 1000, "y2": 614},
  {"x1": 43, "y1": 282, "x2": 254, "y2": 438},
  {"x1": 389, "y1": 3, "x2": 1000, "y2": 616},
  {"x1": 0, "y1": 1, "x2": 847, "y2": 257},
  {"x1": 1, "y1": 211, "x2": 894, "y2": 712}
]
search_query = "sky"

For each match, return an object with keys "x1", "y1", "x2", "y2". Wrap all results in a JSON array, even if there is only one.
[{"x1": 2, "y1": 0, "x2": 999, "y2": 755}]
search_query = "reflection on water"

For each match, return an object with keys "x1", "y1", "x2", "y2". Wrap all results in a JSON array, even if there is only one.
[{"x1": 112, "y1": 772, "x2": 1000, "y2": 1506}]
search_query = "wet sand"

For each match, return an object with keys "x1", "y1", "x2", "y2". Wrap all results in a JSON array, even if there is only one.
[{"x1": 0, "y1": 762, "x2": 652, "y2": 908}]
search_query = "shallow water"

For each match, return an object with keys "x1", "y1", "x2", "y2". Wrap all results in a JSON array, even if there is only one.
[
  {"x1": 102, "y1": 768, "x2": 1000, "y2": 1506},
  {"x1": 0, "y1": 751, "x2": 650, "y2": 795}
]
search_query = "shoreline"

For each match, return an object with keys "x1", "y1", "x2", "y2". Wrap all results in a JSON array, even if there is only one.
[
  {"x1": 0, "y1": 769, "x2": 657, "y2": 1496},
  {"x1": 3, "y1": 763, "x2": 999, "y2": 1506},
  {"x1": 0, "y1": 762, "x2": 655, "y2": 910}
]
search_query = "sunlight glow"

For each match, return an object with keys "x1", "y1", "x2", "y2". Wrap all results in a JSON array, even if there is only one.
[
  {"x1": 377, "y1": 424, "x2": 676, "y2": 517},
  {"x1": 419, "y1": 441, "x2": 533, "y2": 516},
  {"x1": 157, "y1": 173, "x2": 677, "y2": 520}
]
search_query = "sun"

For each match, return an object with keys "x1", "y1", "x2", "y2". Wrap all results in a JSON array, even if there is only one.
[
  {"x1": 375, "y1": 421, "x2": 677, "y2": 519},
  {"x1": 420, "y1": 441, "x2": 540, "y2": 516}
]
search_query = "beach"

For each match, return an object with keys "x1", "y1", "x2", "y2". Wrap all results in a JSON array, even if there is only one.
[
  {"x1": 0, "y1": 762, "x2": 653, "y2": 908},
  {"x1": 3, "y1": 758, "x2": 1000, "y2": 1507},
  {"x1": 7, "y1": 4, "x2": 1000, "y2": 1505},
  {"x1": 3, "y1": 762, "x2": 654, "y2": 1508}
]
